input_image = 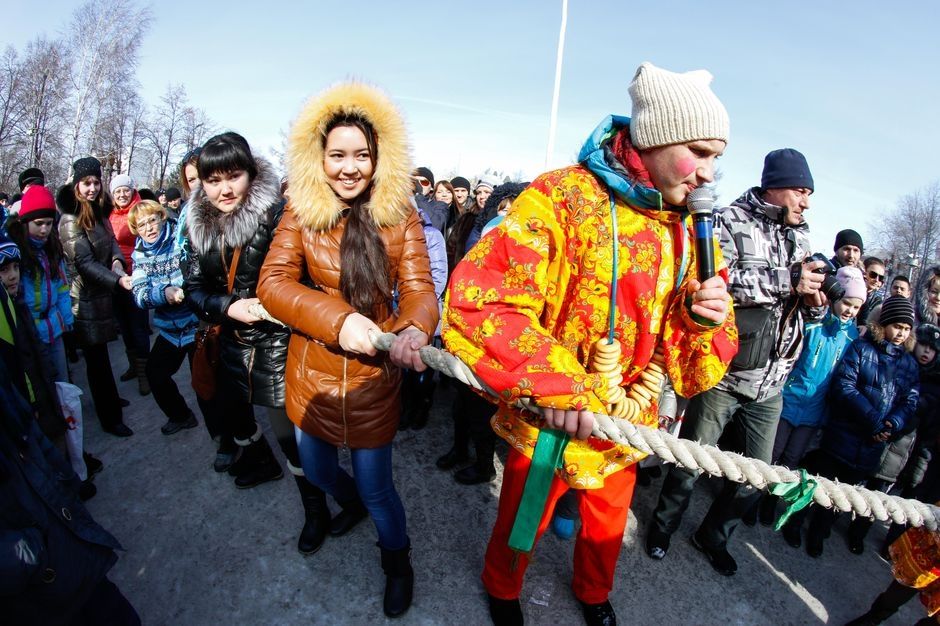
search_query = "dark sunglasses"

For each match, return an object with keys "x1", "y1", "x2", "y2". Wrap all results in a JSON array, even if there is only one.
[{"x1": 867, "y1": 270, "x2": 885, "y2": 282}]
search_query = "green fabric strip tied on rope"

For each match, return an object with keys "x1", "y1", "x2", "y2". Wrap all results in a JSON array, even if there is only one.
[
  {"x1": 771, "y1": 468, "x2": 818, "y2": 531},
  {"x1": 508, "y1": 428, "x2": 570, "y2": 554}
]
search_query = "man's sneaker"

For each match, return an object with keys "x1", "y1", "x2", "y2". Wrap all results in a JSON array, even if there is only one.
[
  {"x1": 691, "y1": 531, "x2": 737, "y2": 576},
  {"x1": 645, "y1": 527, "x2": 671, "y2": 560}
]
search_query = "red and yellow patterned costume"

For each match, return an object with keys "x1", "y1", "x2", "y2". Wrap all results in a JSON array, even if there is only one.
[
  {"x1": 889, "y1": 523, "x2": 940, "y2": 618},
  {"x1": 443, "y1": 163, "x2": 738, "y2": 489}
]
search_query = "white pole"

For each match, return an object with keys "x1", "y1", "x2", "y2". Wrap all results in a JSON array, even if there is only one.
[{"x1": 545, "y1": 0, "x2": 568, "y2": 169}]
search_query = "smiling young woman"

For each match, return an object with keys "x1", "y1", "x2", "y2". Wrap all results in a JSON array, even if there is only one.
[
  {"x1": 258, "y1": 82, "x2": 438, "y2": 619},
  {"x1": 56, "y1": 157, "x2": 134, "y2": 437}
]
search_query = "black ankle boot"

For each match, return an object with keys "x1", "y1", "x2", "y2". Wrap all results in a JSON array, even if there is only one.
[
  {"x1": 294, "y1": 475, "x2": 330, "y2": 555},
  {"x1": 758, "y1": 494, "x2": 778, "y2": 526},
  {"x1": 330, "y1": 497, "x2": 368, "y2": 536},
  {"x1": 487, "y1": 594, "x2": 523, "y2": 625},
  {"x1": 579, "y1": 599, "x2": 616, "y2": 626},
  {"x1": 380, "y1": 542, "x2": 414, "y2": 618},
  {"x1": 455, "y1": 439, "x2": 496, "y2": 485},
  {"x1": 435, "y1": 447, "x2": 469, "y2": 470},
  {"x1": 233, "y1": 436, "x2": 283, "y2": 489}
]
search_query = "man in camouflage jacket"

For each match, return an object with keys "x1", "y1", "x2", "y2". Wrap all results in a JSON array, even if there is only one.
[{"x1": 647, "y1": 148, "x2": 827, "y2": 576}]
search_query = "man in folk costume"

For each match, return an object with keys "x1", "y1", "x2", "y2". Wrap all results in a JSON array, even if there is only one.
[{"x1": 443, "y1": 62, "x2": 738, "y2": 626}]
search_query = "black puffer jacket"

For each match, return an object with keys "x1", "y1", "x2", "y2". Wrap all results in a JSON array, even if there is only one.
[
  {"x1": 56, "y1": 186, "x2": 125, "y2": 347},
  {"x1": 183, "y1": 158, "x2": 289, "y2": 408}
]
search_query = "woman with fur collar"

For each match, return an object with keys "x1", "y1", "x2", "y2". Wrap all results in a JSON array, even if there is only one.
[
  {"x1": 57, "y1": 156, "x2": 133, "y2": 437},
  {"x1": 258, "y1": 82, "x2": 438, "y2": 619},
  {"x1": 183, "y1": 132, "x2": 332, "y2": 556}
]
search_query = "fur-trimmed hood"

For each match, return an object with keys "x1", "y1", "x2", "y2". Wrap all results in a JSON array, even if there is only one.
[
  {"x1": 916, "y1": 266, "x2": 940, "y2": 326},
  {"x1": 186, "y1": 156, "x2": 281, "y2": 254},
  {"x1": 55, "y1": 184, "x2": 113, "y2": 219},
  {"x1": 286, "y1": 82, "x2": 413, "y2": 232}
]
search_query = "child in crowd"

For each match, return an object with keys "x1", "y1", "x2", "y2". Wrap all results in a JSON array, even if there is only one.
[
  {"x1": 5, "y1": 185, "x2": 74, "y2": 382},
  {"x1": 0, "y1": 233, "x2": 100, "y2": 499},
  {"x1": 128, "y1": 200, "x2": 202, "y2": 436},
  {"x1": 781, "y1": 295, "x2": 920, "y2": 556},
  {"x1": 759, "y1": 266, "x2": 865, "y2": 526}
]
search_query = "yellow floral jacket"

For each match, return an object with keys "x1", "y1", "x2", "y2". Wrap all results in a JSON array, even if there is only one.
[{"x1": 442, "y1": 165, "x2": 738, "y2": 488}]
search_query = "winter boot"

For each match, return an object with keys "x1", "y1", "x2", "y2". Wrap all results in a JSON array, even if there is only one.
[
  {"x1": 330, "y1": 495, "x2": 368, "y2": 537},
  {"x1": 292, "y1": 471, "x2": 331, "y2": 555},
  {"x1": 379, "y1": 541, "x2": 414, "y2": 618},
  {"x1": 455, "y1": 437, "x2": 496, "y2": 485},
  {"x1": 119, "y1": 349, "x2": 136, "y2": 382},
  {"x1": 161, "y1": 410, "x2": 198, "y2": 436},
  {"x1": 232, "y1": 429, "x2": 284, "y2": 489},
  {"x1": 135, "y1": 357, "x2": 150, "y2": 396},
  {"x1": 487, "y1": 595, "x2": 523, "y2": 625}
]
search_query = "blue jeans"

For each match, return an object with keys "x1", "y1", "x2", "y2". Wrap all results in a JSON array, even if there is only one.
[
  {"x1": 295, "y1": 429, "x2": 407, "y2": 550},
  {"x1": 651, "y1": 387, "x2": 782, "y2": 549}
]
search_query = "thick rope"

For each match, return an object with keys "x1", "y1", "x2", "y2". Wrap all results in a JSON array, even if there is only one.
[{"x1": 371, "y1": 331, "x2": 940, "y2": 530}]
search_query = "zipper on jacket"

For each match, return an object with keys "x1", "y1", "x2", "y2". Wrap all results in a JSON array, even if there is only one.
[
  {"x1": 246, "y1": 346, "x2": 255, "y2": 402},
  {"x1": 341, "y1": 354, "x2": 349, "y2": 449}
]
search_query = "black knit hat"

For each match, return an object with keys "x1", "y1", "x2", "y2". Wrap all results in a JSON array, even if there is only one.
[
  {"x1": 414, "y1": 167, "x2": 434, "y2": 187},
  {"x1": 71, "y1": 157, "x2": 102, "y2": 181},
  {"x1": 761, "y1": 148, "x2": 814, "y2": 192},
  {"x1": 450, "y1": 176, "x2": 471, "y2": 192},
  {"x1": 916, "y1": 323, "x2": 940, "y2": 352},
  {"x1": 18, "y1": 167, "x2": 45, "y2": 191},
  {"x1": 879, "y1": 295, "x2": 915, "y2": 327},
  {"x1": 164, "y1": 187, "x2": 182, "y2": 202},
  {"x1": 834, "y1": 229, "x2": 864, "y2": 253}
]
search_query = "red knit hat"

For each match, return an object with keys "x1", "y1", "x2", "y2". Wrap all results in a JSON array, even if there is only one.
[{"x1": 18, "y1": 185, "x2": 57, "y2": 222}]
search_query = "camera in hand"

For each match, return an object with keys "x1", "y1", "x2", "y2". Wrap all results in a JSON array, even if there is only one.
[{"x1": 806, "y1": 252, "x2": 845, "y2": 301}]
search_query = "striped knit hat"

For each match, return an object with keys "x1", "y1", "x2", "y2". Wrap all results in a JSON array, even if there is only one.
[
  {"x1": 880, "y1": 295, "x2": 915, "y2": 327},
  {"x1": 628, "y1": 62, "x2": 730, "y2": 150},
  {"x1": 0, "y1": 235, "x2": 21, "y2": 266}
]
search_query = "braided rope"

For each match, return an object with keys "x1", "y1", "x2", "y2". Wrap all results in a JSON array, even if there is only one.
[{"x1": 372, "y1": 331, "x2": 940, "y2": 530}]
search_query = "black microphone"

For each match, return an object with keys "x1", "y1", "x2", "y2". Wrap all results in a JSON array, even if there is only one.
[{"x1": 688, "y1": 187, "x2": 716, "y2": 281}]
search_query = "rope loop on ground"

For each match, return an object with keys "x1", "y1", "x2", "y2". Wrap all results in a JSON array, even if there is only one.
[{"x1": 374, "y1": 331, "x2": 940, "y2": 530}]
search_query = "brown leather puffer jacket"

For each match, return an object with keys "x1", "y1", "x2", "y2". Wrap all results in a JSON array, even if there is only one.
[{"x1": 258, "y1": 82, "x2": 438, "y2": 448}]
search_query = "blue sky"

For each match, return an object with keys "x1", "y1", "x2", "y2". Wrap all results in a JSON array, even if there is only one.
[{"x1": 6, "y1": 1, "x2": 939, "y2": 253}]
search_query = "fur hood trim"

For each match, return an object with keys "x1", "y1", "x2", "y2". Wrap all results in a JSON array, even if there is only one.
[
  {"x1": 56, "y1": 184, "x2": 113, "y2": 219},
  {"x1": 916, "y1": 266, "x2": 940, "y2": 326},
  {"x1": 286, "y1": 81, "x2": 413, "y2": 232},
  {"x1": 186, "y1": 156, "x2": 280, "y2": 254}
]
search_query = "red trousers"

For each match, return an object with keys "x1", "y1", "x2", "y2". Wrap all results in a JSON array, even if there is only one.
[{"x1": 482, "y1": 448, "x2": 637, "y2": 604}]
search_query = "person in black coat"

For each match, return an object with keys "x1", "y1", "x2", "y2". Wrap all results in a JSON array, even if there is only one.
[
  {"x1": 183, "y1": 132, "x2": 330, "y2": 554},
  {"x1": 0, "y1": 357, "x2": 139, "y2": 625}
]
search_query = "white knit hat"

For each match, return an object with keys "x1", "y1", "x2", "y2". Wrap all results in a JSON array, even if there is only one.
[
  {"x1": 628, "y1": 62, "x2": 730, "y2": 150},
  {"x1": 109, "y1": 173, "x2": 135, "y2": 194}
]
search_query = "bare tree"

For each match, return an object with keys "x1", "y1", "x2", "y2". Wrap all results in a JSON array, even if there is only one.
[
  {"x1": 870, "y1": 181, "x2": 940, "y2": 280},
  {"x1": 143, "y1": 84, "x2": 188, "y2": 189},
  {"x1": 179, "y1": 106, "x2": 214, "y2": 153},
  {"x1": 62, "y1": 0, "x2": 151, "y2": 164}
]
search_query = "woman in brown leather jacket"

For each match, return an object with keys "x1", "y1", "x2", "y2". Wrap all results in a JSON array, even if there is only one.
[{"x1": 258, "y1": 82, "x2": 438, "y2": 619}]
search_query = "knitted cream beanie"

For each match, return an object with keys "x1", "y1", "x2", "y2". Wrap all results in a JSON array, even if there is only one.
[{"x1": 628, "y1": 62, "x2": 730, "y2": 150}]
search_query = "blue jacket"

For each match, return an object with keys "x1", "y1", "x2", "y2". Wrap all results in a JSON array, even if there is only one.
[
  {"x1": 0, "y1": 359, "x2": 122, "y2": 625},
  {"x1": 416, "y1": 206, "x2": 448, "y2": 337},
  {"x1": 780, "y1": 311, "x2": 859, "y2": 428},
  {"x1": 131, "y1": 219, "x2": 198, "y2": 347},
  {"x1": 20, "y1": 241, "x2": 73, "y2": 344},
  {"x1": 824, "y1": 334, "x2": 920, "y2": 472}
]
